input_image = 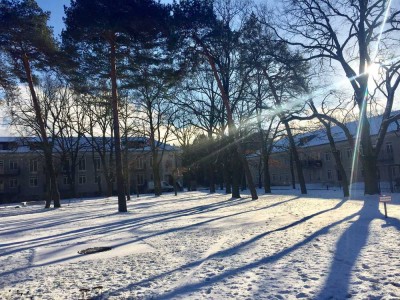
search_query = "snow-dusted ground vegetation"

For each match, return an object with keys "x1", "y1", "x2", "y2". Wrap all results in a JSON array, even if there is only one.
[{"x1": 0, "y1": 189, "x2": 399, "y2": 299}]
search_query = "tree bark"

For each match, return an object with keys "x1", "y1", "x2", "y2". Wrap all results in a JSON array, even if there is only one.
[
  {"x1": 283, "y1": 121, "x2": 307, "y2": 194},
  {"x1": 109, "y1": 35, "x2": 127, "y2": 212},
  {"x1": 323, "y1": 121, "x2": 350, "y2": 197},
  {"x1": 208, "y1": 133, "x2": 216, "y2": 193},
  {"x1": 22, "y1": 54, "x2": 60, "y2": 208},
  {"x1": 263, "y1": 154, "x2": 272, "y2": 193},
  {"x1": 205, "y1": 54, "x2": 258, "y2": 199},
  {"x1": 359, "y1": 111, "x2": 379, "y2": 194},
  {"x1": 289, "y1": 150, "x2": 296, "y2": 189}
]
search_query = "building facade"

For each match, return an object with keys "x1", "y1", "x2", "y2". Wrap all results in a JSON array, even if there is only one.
[
  {"x1": 249, "y1": 116, "x2": 400, "y2": 192},
  {"x1": 0, "y1": 137, "x2": 181, "y2": 203}
]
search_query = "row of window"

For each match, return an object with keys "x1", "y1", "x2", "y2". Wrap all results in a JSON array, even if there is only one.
[
  {"x1": 318, "y1": 142, "x2": 394, "y2": 162},
  {"x1": 274, "y1": 167, "x2": 398, "y2": 183},
  {"x1": 0, "y1": 173, "x2": 150, "y2": 189},
  {"x1": 0, "y1": 156, "x2": 165, "y2": 174}
]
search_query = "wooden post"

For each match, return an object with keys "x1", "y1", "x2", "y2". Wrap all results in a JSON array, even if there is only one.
[
  {"x1": 379, "y1": 195, "x2": 391, "y2": 218},
  {"x1": 384, "y1": 202, "x2": 388, "y2": 218}
]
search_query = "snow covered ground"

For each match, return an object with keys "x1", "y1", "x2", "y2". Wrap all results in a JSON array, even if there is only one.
[{"x1": 0, "y1": 189, "x2": 399, "y2": 299}]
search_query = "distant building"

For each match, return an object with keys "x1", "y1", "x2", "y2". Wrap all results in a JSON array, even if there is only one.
[
  {"x1": 249, "y1": 114, "x2": 400, "y2": 192},
  {"x1": 0, "y1": 137, "x2": 181, "y2": 203}
]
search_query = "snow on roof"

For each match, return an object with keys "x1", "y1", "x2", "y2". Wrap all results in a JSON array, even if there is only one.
[{"x1": 274, "y1": 113, "x2": 400, "y2": 151}]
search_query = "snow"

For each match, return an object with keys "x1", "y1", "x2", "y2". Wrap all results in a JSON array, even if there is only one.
[
  {"x1": 0, "y1": 190, "x2": 399, "y2": 299},
  {"x1": 273, "y1": 112, "x2": 400, "y2": 150}
]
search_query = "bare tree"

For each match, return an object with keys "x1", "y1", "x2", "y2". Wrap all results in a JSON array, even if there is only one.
[{"x1": 271, "y1": 0, "x2": 400, "y2": 194}]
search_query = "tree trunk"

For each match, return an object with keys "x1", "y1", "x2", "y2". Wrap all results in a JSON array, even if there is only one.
[
  {"x1": 153, "y1": 152, "x2": 162, "y2": 196},
  {"x1": 22, "y1": 54, "x2": 60, "y2": 208},
  {"x1": 123, "y1": 145, "x2": 131, "y2": 201},
  {"x1": 263, "y1": 154, "x2": 272, "y2": 193},
  {"x1": 205, "y1": 53, "x2": 258, "y2": 200},
  {"x1": 323, "y1": 121, "x2": 350, "y2": 197},
  {"x1": 359, "y1": 116, "x2": 380, "y2": 194},
  {"x1": 362, "y1": 154, "x2": 379, "y2": 194},
  {"x1": 224, "y1": 160, "x2": 232, "y2": 194},
  {"x1": 289, "y1": 150, "x2": 296, "y2": 189},
  {"x1": 44, "y1": 171, "x2": 51, "y2": 208},
  {"x1": 283, "y1": 121, "x2": 307, "y2": 194},
  {"x1": 209, "y1": 165, "x2": 216, "y2": 193},
  {"x1": 109, "y1": 36, "x2": 127, "y2": 212},
  {"x1": 235, "y1": 141, "x2": 258, "y2": 199},
  {"x1": 231, "y1": 147, "x2": 241, "y2": 198}
]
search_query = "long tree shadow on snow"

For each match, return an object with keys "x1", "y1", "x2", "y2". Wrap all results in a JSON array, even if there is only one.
[
  {"x1": 0, "y1": 195, "x2": 302, "y2": 282},
  {"x1": 0, "y1": 196, "x2": 252, "y2": 256},
  {"x1": 0, "y1": 196, "x2": 301, "y2": 285},
  {"x1": 317, "y1": 197, "x2": 400, "y2": 299},
  {"x1": 107, "y1": 198, "x2": 350, "y2": 299}
]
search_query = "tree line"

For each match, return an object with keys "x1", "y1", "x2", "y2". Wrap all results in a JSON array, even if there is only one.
[{"x1": 0, "y1": 0, "x2": 399, "y2": 211}]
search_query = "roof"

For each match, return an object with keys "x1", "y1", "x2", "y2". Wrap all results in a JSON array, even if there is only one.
[
  {"x1": 0, "y1": 136, "x2": 179, "y2": 153},
  {"x1": 273, "y1": 112, "x2": 400, "y2": 150}
]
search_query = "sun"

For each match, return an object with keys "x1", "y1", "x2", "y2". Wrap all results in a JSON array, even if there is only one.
[{"x1": 366, "y1": 62, "x2": 381, "y2": 78}]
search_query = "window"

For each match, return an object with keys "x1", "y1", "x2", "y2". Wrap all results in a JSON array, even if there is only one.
[
  {"x1": 149, "y1": 157, "x2": 153, "y2": 167},
  {"x1": 392, "y1": 167, "x2": 396, "y2": 177},
  {"x1": 9, "y1": 161, "x2": 18, "y2": 170},
  {"x1": 325, "y1": 152, "x2": 331, "y2": 161},
  {"x1": 9, "y1": 178, "x2": 18, "y2": 188},
  {"x1": 78, "y1": 158, "x2": 86, "y2": 171},
  {"x1": 137, "y1": 174, "x2": 144, "y2": 185},
  {"x1": 137, "y1": 157, "x2": 144, "y2": 169},
  {"x1": 94, "y1": 158, "x2": 101, "y2": 171},
  {"x1": 346, "y1": 148, "x2": 352, "y2": 159},
  {"x1": 79, "y1": 175, "x2": 86, "y2": 185},
  {"x1": 327, "y1": 170, "x2": 332, "y2": 180},
  {"x1": 386, "y1": 142, "x2": 393, "y2": 154},
  {"x1": 63, "y1": 176, "x2": 70, "y2": 185},
  {"x1": 29, "y1": 176, "x2": 38, "y2": 187},
  {"x1": 30, "y1": 159, "x2": 38, "y2": 173},
  {"x1": 95, "y1": 175, "x2": 101, "y2": 184}
]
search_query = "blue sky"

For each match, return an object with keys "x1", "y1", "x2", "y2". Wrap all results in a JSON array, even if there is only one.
[{"x1": 36, "y1": 0, "x2": 70, "y2": 37}]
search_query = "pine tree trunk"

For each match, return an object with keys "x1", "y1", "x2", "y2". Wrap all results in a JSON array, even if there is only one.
[
  {"x1": 109, "y1": 36, "x2": 127, "y2": 212},
  {"x1": 22, "y1": 54, "x2": 60, "y2": 208}
]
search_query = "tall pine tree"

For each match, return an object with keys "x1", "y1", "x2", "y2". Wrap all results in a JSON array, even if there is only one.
[{"x1": 0, "y1": 0, "x2": 61, "y2": 208}]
